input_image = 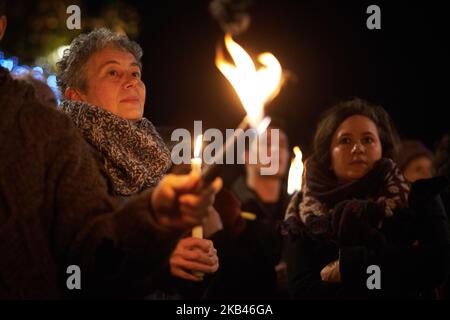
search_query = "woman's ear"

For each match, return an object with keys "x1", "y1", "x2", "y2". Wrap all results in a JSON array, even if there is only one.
[{"x1": 64, "y1": 87, "x2": 84, "y2": 101}]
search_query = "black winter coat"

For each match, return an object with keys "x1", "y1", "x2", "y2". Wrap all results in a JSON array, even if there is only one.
[{"x1": 284, "y1": 176, "x2": 450, "y2": 299}]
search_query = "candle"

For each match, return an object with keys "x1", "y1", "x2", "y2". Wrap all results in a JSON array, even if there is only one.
[
  {"x1": 192, "y1": 226, "x2": 203, "y2": 239},
  {"x1": 192, "y1": 134, "x2": 204, "y2": 238},
  {"x1": 191, "y1": 158, "x2": 202, "y2": 174},
  {"x1": 287, "y1": 146, "x2": 304, "y2": 195},
  {"x1": 191, "y1": 134, "x2": 205, "y2": 279}
]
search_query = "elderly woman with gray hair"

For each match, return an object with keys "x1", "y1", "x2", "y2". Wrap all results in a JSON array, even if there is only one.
[
  {"x1": 57, "y1": 28, "x2": 220, "y2": 297},
  {"x1": 57, "y1": 28, "x2": 169, "y2": 195}
]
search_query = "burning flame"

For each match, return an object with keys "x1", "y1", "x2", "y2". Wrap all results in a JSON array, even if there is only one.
[
  {"x1": 194, "y1": 134, "x2": 203, "y2": 158},
  {"x1": 287, "y1": 146, "x2": 304, "y2": 195},
  {"x1": 215, "y1": 34, "x2": 282, "y2": 128}
]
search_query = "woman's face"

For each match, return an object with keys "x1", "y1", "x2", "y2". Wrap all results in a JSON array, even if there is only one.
[
  {"x1": 330, "y1": 115, "x2": 382, "y2": 183},
  {"x1": 75, "y1": 47, "x2": 146, "y2": 121}
]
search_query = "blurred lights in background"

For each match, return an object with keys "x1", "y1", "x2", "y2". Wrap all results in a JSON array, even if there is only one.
[{"x1": 1, "y1": 50, "x2": 62, "y2": 104}]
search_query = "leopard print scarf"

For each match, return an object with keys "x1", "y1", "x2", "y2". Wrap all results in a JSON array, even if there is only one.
[{"x1": 60, "y1": 100, "x2": 172, "y2": 196}]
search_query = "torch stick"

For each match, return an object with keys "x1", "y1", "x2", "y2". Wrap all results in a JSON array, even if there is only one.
[{"x1": 201, "y1": 116, "x2": 250, "y2": 184}]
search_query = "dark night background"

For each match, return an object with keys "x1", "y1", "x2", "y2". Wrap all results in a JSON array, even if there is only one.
[{"x1": 2, "y1": 0, "x2": 449, "y2": 156}]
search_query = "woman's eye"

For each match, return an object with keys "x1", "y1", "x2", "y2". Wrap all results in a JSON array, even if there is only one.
[
  {"x1": 339, "y1": 137, "x2": 351, "y2": 145},
  {"x1": 132, "y1": 72, "x2": 141, "y2": 78},
  {"x1": 363, "y1": 137, "x2": 374, "y2": 144},
  {"x1": 108, "y1": 70, "x2": 119, "y2": 77}
]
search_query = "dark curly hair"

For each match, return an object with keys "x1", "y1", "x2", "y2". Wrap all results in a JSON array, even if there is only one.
[
  {"x1": 312, "y1": 97, "x2": 400, "y2": 169},
  {"x1": 56, "y1": 28, "x2": 142, "y2": 95}
]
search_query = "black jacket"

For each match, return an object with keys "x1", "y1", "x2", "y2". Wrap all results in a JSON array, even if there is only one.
[
  {"x1": 284, "y1": 176, "x2": 450, "y2": 299},
  {"x1": 205, "y1": 177, "x2": 289, "y2": 299}
]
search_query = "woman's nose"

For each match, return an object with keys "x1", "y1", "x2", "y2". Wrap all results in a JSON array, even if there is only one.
[
  {"x1": 124, "y1": 75, "x2": 139, "y2": 88},
  {"x1": 351, "y1": 141, "x2": 364, "y2": 154}
]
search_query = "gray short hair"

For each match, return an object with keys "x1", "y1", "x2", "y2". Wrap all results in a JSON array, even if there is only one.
[{"x1": 56, "y1": 28, "x2": 143, "y2": 94}]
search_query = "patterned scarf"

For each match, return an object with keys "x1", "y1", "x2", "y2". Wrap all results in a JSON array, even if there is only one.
[
  {"x1": 284, "y1": 158, "x2": 411, "y2": 243},
  {"x1": 60, "y1": 100, "x2": 172, "y2": 196}
]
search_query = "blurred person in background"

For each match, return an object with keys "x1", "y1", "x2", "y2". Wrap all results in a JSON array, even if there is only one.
[{"x1": 397, "y1": 139, "x2": 434, "y2": 183}]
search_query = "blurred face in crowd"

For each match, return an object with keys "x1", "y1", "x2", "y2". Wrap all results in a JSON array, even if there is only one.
[
  {"x1": 66, "y1": 46, "x2": 145, "y2": 121},
  {"x1": 403, "y1": 156, "x2": 433, "y2": 182},
  {"x1": 248, "y1": 128, "x2": 289, "y2": 178},
  {"x1": 330, "y1": 115, "x2": 382, "y2": 183},
  {"x1": 270, "y1": 129, "x2": 289, "y2": 178}
]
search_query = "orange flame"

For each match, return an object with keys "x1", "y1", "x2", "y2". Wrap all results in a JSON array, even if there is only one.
[
  {"x1": 215, "y1": 34, "x2": 282, "y2": 128},
  {"x1": 194, "y1": 134, "x2": 203, "y2": 158},
  {"x1": 287, "y1": 146, "x2": 304, "y2": 195}
]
